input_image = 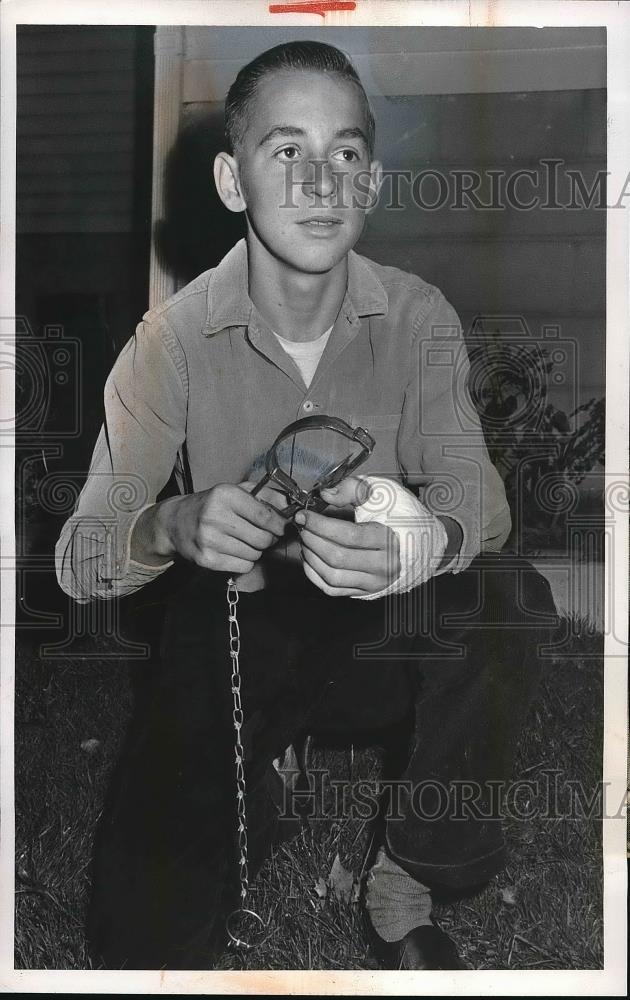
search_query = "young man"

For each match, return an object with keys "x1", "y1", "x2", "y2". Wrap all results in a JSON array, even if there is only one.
[{"x1": 56, "y1": 41, "x2": 557, "y2": 970}]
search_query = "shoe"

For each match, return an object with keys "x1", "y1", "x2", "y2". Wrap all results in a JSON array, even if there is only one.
[
  {"x1": 369, "y1": 919, "x2": 468, "y2": 970},
  {"x1": 270, "y1": 735, "x2": 314, "y2": 823},
  {"x1": 264, "y1": 758, "x2": 303, "y2": 841}
]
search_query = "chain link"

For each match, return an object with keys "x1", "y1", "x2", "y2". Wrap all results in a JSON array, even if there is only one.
[{"x1": 226, "y1": 576, "x2": 250, "y2": 905}]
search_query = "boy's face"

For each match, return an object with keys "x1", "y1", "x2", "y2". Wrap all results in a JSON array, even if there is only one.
[{"x1": 220, "y1": 68, "x2": 380, "y2": 275}]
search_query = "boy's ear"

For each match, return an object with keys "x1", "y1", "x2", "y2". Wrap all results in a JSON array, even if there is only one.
[
  {"x1": 366, "y1": 159, "x2": 383, "y2": 215},
  {"x1": 214, "y1": 152, "x2": 247, "y2": 213}
]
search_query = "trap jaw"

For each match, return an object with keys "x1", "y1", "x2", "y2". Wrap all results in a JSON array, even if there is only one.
[{"x1": 250, "y1": 414, "x2": 375, "y2": 517}]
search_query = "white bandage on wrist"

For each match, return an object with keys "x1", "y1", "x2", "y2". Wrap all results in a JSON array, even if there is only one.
[{"x1": 351, "y1": 476, "x2": 449, "y2": 601}]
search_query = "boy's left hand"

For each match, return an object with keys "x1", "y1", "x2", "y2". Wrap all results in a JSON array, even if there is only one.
[{"x1": 294, "y1": 477, "x2": 400, "y2": 597}]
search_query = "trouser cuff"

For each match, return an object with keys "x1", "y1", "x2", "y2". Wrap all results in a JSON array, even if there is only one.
[{"x1": 385, "y1": 831, "x2": 507, "y2": 890}]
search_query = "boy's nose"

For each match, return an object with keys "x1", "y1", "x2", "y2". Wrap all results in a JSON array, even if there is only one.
[{"x1": 303, "y1": 159, "x2": 337, "y2": 200}]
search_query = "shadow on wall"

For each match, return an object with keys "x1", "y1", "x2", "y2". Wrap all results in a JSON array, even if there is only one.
[{"x1": 154, "y1": 109, "x2": 246, "y2": 286}]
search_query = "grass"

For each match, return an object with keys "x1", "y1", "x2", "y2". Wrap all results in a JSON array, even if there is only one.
[{"x1": 14, "y1": 615, "x2": 604, "y2": 971}]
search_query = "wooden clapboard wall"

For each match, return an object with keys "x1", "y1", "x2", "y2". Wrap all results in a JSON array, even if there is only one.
[
  {"x1": 152, "y1": 25, "x2": 606, "y2": 410},
  {"x1": 17, "y1": 25, "x2": 142, "y2": 235},
  {"x1": 15, "y1": 25, "x2": 154, "y2": 476},
  {"x1": 16, "y1": 26, "x2": 153, "y2": 338}
]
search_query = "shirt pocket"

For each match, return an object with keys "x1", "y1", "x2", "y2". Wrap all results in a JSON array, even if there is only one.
[{"x1": 348, "y1": 412, "x2": 404, "y2": 480}]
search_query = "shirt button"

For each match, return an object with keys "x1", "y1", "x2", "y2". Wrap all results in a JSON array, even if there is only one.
[{"x1": 303, "y1": 400, "x2": 314, "y2": 412}]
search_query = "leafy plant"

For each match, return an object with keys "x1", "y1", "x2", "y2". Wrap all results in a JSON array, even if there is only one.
[{"x1": 471, "y1": 338, "x2": 605, "y2": 553}]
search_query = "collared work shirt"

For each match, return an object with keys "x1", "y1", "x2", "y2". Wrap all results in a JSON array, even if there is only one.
[{"x1": 55, "y1": 239, "x2": 511, "y2": 602}]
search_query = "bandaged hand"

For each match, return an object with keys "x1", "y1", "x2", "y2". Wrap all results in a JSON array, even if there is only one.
[
  {"x1": 294, "y1": 477, "x2": 397, "y2": 597},
  {"x1": 295, "y1": 475, "x2": 449, "y2": 599}
]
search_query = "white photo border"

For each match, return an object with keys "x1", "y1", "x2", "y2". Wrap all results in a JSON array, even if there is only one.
[{"x1": 0, "y1": 1, "x2": 627, "y2": 994}]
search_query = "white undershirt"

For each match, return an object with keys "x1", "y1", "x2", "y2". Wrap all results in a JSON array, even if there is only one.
[{"x1": 272, "y1": 325, "x2": 333, "y2": 388}]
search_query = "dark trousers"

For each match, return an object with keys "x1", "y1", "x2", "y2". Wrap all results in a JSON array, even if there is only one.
[{"x1": 87, "y1": 554, "x2": 558, "y2": 969}]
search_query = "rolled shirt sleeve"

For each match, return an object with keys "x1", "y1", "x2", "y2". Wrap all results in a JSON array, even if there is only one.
[
  {"x1": 397, "y1": 291, "x2": 512, "y2": 573},
  {"x1": 55, "y1": 318, "x2": 188, "y2": 602}
]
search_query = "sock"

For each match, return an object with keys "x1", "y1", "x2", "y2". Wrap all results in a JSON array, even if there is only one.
[
  {"x1": 272, "y1": 743, "x2": 301, "y2": 791},
  {"x1": 365, "y1": 846, "x2": 433, "y2": 943}
]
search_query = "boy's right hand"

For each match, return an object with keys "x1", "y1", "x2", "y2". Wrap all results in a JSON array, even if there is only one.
[{"x1": 132, "y1": 482, "x2": 287, "y2": 575}]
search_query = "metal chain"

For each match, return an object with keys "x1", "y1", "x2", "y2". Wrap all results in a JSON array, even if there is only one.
[
  {"x1": 225, "y1": 492, "x2": 321, "y2": 906},
  {"x1": 226, "y1": 576, "x2": 250, "y2": 906}
]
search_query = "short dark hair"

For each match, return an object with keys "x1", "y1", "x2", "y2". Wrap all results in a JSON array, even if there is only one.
[{"x1": 224, "y1": 40, "x2": 375, "y2": 157}]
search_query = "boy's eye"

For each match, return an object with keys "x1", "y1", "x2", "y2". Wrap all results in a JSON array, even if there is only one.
[
  {"x1": 331, "y1": 148, "x2": 361, "y2": 163},
  {"x1": 275, "y1": 145, "x2": 300, "y2": 161}
]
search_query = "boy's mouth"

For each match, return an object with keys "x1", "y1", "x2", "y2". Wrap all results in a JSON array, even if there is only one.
[{"x1": 297, "y1": 216, "x2": 343, "y2": 229}]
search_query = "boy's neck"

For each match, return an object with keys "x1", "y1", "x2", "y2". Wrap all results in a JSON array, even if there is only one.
[{"x1": 246, "y1": 233, "x2": 348, "y2": 343}]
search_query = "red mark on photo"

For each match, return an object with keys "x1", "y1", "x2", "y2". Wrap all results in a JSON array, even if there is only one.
[{"x1": 269, "y1": 1, "x2": 357, "y2": 16}]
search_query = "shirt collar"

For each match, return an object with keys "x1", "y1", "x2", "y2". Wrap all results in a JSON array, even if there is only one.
[{"x1": 203, "y1": 238, "x2": 388, "y2": 337}]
